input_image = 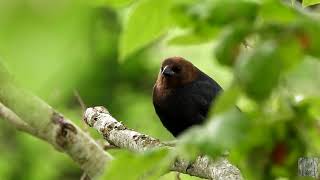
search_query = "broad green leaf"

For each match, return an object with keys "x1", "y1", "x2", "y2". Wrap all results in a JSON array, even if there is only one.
[
  {"x1": 278, "y1": 38, "x2": 303, "y2": 71},
  {"x1": 171, "y1": 0, "x2": 258, "y2": 27},
  {"x1": 93, "y1": 0, "x2": 134, "y2": 8},
  {"x1": 168, "y1": 32, "x2": 213, "y2": 45},
  {"x1": 210, "y1": 83, "x2": 241, "y2": 115},
  {"x1": 215, "y1": 22, "x2": 251, "y2": 66},
  {"x1": 178, "y1": 109, "x2": 250, "y2": 159},
  {"x1": 262, "y1": 93, "x2": 295, "y2": 122},
  {"x1": 119, "y1": 0, "x2": 173, "y2": 60},
  {"x1": 299, "y1": 19, "x2": 320, "y2": 58},
  {"x1": 102, "y1": 149, "x2": 170, "y2": 180},
  {"x1": 260, "y1": 0, "x2": 298, "y2": 24},
  {"x1": 308, "y1": 98, "x2": 320, "y2": 122},
  {"x1": 206, "y1": 0, "x2": 258, "y2": 26},
  {"x1": 204, "y1": 109, "x2": 250, "y2": 157},
  {"x1": 302, "y1": 0, "x2": 320, "y2": 7},
  {"x1": 176, "y1": 128, "x2": 205, "y2": 160},
  {"x1": 235, "y1": 40, "x2": 282, "y2": 101},
  {"x1": 168, "y1": 25, "x2": 219, "y2": 45},
  {"x1": 285, "y1": 57, "x2": 320, "y2": 98},
  {"x1": 170, "y1": 1, "x2": 197, "y2": 28}
]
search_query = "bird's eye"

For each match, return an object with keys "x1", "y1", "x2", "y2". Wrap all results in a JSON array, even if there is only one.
[{"x1": 172, "y1": 66, "x2": 181, "y2": 73}]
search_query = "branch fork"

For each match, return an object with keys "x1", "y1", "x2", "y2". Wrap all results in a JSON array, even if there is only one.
[{"x1": 84, "y1": 106, "x2": 242, "y2": 180}]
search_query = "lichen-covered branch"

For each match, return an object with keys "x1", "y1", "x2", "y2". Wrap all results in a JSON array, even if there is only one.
[
  {"x1": 0, "y1": 61, "x2": 112, "y2": 179},
  {"x1": 84, "y1": 106, "x2": 243, "y2": 180}
]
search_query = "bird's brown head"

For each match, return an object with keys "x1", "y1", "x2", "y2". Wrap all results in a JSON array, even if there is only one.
[{"x1": 156, "y1": 57, "x2": 199, "y2": 89}]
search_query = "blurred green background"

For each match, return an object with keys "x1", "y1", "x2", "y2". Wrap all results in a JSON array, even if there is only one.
[{"x1": 0, "y1": 0, "x2": 231, "y2": 179}]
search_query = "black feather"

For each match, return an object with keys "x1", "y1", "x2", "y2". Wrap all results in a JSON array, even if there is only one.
[{"x1": 153, "y1": 67, "x2": 222, "y2": 137}]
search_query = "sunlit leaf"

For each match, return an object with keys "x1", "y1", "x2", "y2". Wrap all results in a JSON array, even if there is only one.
[
  {"x1": 102, "y1": 149, "x2": 170, "y2": 180},
  {"x1": 205, "y1": 109, "x2": 250, "y2": 156},
  {"x1": 119, "y1": 0, "x2": 173, "y2": 60},
  {"x1": 278, "y1": 38, "x2": 303, "y2": 71},
  {"x1": 235, "y1": 40, "x2": 282, "y2": 101},
  {"x1": 178, "y1": 109, "x2": 251, "y2": 159},
  {"x1": 206, "y1": 0, "x2": 258, "y2": 25},
  {"x1": 210, "y1": 83, "x2": 241, "y2": 115},
  {"x1": 285, "y1": 57, "x2": 320, "y2": 98},
  {"x1": 168, "y1": 25, "x2": 219, "y2": 45},
  {"x1": 215, "y1": 22, "x2": 251, "y2": 66},
  {"x1": 260, "y1": 0, "x2": 298, "y2": 24},
  {"x1": 300, "y1": 19, "x2": 320, "y2": 58},
  {"x1": 302, "y1": 0, "x2": 320, "y2": 7},
  {"x1": 170, "y1": 1, "x2": 197, "y2": 28},
  {"x1": 93, "y1": 0, "x2": 135, "y2": 8}
]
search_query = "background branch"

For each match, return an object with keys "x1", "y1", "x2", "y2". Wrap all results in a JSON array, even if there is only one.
[{"x1": 84, "y1": 106, "x2": 243, "y2": 180}]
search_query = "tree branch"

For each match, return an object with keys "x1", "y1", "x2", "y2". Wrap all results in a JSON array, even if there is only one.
[
  {"x1": 0, "y1": 102, "x2": 36, "y2": 135},
  {"x1": 0, "y1": 61, "x2": 112, "y2": 179},
  {"x1": 84, "y1": 106, "x2": 243, "y2": 180}
]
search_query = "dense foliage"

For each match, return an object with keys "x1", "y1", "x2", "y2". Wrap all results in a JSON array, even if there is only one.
[{"x1": 0, "y1": 0, "x2": 320, "y2": 179}]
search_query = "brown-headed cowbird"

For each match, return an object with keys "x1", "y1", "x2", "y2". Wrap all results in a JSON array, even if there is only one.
[{"x1": 153, "y1": 57, "x2": 222, "y2": 137}]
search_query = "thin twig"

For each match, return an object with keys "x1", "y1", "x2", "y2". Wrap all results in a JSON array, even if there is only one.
[{"x1": 73, "y1": 89, "x2": 87, "y2": 112}]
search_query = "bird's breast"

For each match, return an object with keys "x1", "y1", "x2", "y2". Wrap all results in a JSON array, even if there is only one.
[{"x1": 153, "y1": 84, "x2": 173, "y2": 103}]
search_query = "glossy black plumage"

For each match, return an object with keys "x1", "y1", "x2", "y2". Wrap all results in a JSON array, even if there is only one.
[{"x1": 153, "y1": 57, "x2": 222, "y2": 137}]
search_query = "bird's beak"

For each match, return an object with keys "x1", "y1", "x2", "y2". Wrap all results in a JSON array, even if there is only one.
[{"x1": 161, "y1": 66, "x2": 175, "y2": 77}]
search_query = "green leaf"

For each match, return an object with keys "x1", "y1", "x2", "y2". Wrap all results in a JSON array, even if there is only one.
[
  {"x1": 260, "y1": 0, "x2": 298, "y2": 24},
  {"x1": 178, "y1": 109, "x2": 250, "y2": 159},
  {"x1": 235, "y1": 40, "x2": 282, "y2": 101},
  {"x1": 102, "y1": 149, "x2": 170, "y2": 180},
  {"x1": 204, "y1": 109, "x2": 250, "y2": 156},
  {"x1": 206, "y1": 0, "x2": 258, "y2": 26},
  {"x1": 119, "y1": 0, "x2": 173, "y2": 60},
  {"x1": 278, "y1": 38, "x2": 303, "y2": 71},
  {"x1": 285, "y1": 57, "x2": 320, "y2": 98},
  {"x1": 168, "y1": 25, "x2": 219, "y2": 45},
  {"x1": 299, "y1": 19, "x2": 320, "y2": 59},
  {"x1": 170, "y1": 0, "x2": 258, "y2": 28},
  {"x1": 210, "y1": 83, "x2": 241, "y2": 115},
  {"x1": 308, "y1": 98, "x2": 320, "y2": 122},
  {"x1": 93, "y1": 0, "x2": 135, "y2": 8},
  {"x1": 215, "y1": 22, "x2": 251, "y2": 66},
  {"x1": 170, "y1": 1, "x2": 198, "y2": 28},
  {"x1": 302, "y1": 0, "x2": 320, "y2": 7}
]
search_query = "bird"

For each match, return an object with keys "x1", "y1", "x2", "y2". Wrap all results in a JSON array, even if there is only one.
[{"x1": 153, "y1": 57, "x2": 223, "y2": 137}]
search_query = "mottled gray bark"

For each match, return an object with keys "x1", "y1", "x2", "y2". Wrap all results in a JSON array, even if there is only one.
[
  {"x1": 84, "y1": 106, "x2": 243, "y2": 180},
  {"x1": 298, "y1": 157, "x2": 320, "y2": 179}
]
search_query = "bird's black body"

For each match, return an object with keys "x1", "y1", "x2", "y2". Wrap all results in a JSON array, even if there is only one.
[{"x1": 153, "y1": 57, "x2": 222, "y2": 137}]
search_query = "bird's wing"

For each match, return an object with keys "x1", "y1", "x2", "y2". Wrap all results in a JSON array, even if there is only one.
[{"x1": 190, "y1": 80, "x2": 222, "y2": 122}]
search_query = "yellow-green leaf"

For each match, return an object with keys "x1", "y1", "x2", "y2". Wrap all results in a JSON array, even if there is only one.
[
  {"x1": 119, "y1": 0, "x2": 173, "y2": 60},
  {"x1": 93, "y1": 0, "x2": 134, "y2": 8},
  {"x1": 302, "y1": 0, "x2": 320, "y2": 7},
  {"x1": 102, "y1": 149, "x2": 170, "y2": 180}
]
